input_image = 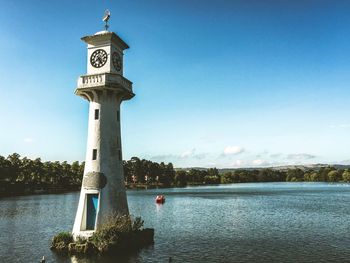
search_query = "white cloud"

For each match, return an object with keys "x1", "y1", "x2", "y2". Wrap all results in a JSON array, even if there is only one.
[
  {"x1": 270, "y1": 153, "x2": 282, "y2": 158},
  {"x1": 232, "y1": 159, "x2": 244, "y2": 167},
  {"x1": 150, "y1": 154, "x2": 176, "y2": 161},
  {"x1": 223, "y1": 146, "x2": 244, "y2": 155},
  {"x1": 150, "y1": 148, "x2": 207, "y2": 162},
  {"x1": 287, "y1": 153, "x2": 316, "y2": 160},
  {"x1": 252, "y1": 159, "x2": 267, "y2": 166},
  {"x1": 24, "y1": 138, "x2": 34, "y2": 143},
  {"x1": 229, "y1": 159, "x2": 271, "y2": 168},
  {"x1": 181, "y1": 148, "x2": 196, "y2": 158}
]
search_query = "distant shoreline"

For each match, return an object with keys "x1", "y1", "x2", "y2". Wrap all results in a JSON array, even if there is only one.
[
  {"x1": 0, "y1": 182, "x2": 205, "y2": 198},
  {"x1": 0, "y1": 184, "x2": 80, "y2": 198},
  {"x1": 2, "y1": 153, "x2": 350, "y2": 198},
  {"x1": 2, "y1": 180, "x2": 350, "y2": 198}
]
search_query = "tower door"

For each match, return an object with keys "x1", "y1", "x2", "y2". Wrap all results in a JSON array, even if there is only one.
[{"x1": 86, "y1": 194, "x2": 99, "y2": 230}]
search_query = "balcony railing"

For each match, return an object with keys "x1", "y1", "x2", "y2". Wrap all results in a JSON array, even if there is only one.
[{"x1": 77, "y1": 73, "x2": 132, "y2": 92}]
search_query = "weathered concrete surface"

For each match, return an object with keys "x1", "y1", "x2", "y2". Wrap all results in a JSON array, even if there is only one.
[{"x1": 72, "y1": 30, "x2": 134, "y2": 239}]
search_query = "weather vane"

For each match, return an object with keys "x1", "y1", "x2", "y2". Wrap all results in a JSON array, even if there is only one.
[{"x1": 103, "y1": 9, "x2": 111, "y2": 31}]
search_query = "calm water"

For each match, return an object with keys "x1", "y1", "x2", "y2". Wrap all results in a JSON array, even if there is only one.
[{"x1": 1, "y1": 182, "x2": 350, "y2": 263}]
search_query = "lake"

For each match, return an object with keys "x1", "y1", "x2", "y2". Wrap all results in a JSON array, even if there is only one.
[{"x1": 1, "y1": 182, "x2": 350, "y2": 262}]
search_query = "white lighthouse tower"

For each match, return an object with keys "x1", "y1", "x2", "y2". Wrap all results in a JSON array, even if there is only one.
[{"x1": 72, "y1": 12, "x2": 134, "y2": 239}]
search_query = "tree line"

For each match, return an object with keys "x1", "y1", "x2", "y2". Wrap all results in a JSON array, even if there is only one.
[
  {"x1": 123, "y1": 157, "x2": 175, "y2": 187},
  {"x1": 183, "y1": 167, "x2": 350, "y2": 185},
  {"x1": 0, "y1": 153, "x2": 84, "y2": 195},
  {"x1": 1, "y1": 153, "x2": 350, "y2": 196}
]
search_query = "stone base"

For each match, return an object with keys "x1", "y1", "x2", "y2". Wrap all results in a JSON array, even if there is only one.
[{"x1": 51, "y1": 228, "x2": 154, "y2": 256}]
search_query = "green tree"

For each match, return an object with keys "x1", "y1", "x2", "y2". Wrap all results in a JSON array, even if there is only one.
[
  {"x1": 7, "y1": 153, "x2": 21, "y2": 183},
  {"x1": 221, "y1": 172, "x2": 234, "y2": 184},
  {"x1": 309, "y1": 172, "x2": 320, "y2": 181},
  {"x1": 174, "y1": 170, "x2": 187, "y2": 187},
  {"x1": 130, "y1": 157, "x2": 144, "y2": 183},
  {"x1": 342, "y1": 169, "x2": 350, "y2": 182},
  {"x1": 286, "y1": 169, "x2": 304, "y2": 182},
  {"x1": 318, "y1": 167, "x2": 331, "y2": 181},
  {"x1": 304, "y1": 172, "x2": 311, "y2": 181},
  {"x1": 0, "y1": 156, "x2": 12, "y2": 182},
  {"x1": 327, "y1": 170, "x2": 341, "y2": 182},
  {"x1": 158, "y1": 162, "x2": 172, "y2": 187}
]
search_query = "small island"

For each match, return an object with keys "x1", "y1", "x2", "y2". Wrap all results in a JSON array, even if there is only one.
[{"x1": 51, "y1": 214, "x2": 154, "y2": 256}]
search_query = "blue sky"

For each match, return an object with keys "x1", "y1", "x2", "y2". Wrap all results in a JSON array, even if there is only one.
[{"x1": 1, "y1": 0, "x2": 350, "y2": 168}]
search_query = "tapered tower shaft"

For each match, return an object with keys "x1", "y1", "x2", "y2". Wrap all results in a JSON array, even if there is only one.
[{"x1": 72, "y1": 30, "x2": 134, "y2": 239}]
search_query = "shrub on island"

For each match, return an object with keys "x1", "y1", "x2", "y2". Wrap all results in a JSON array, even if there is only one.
[
  {"x1": 51, "y1": 232, "x2": 74, "y2": 252},
  {"x1": 51, "y1": 215, "x2": 154, "y2": 256}
]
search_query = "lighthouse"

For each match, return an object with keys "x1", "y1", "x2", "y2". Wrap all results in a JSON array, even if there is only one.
[{"x1": 72, "y1": 13, "x2": 134, "y2": 239}]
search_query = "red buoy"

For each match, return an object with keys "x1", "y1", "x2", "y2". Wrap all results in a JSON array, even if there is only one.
[{"x1": 155, "y1": 195, "x2": 165, "y2": 204}]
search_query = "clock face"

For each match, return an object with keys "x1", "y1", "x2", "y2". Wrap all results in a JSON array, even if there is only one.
[
  {"x1": 112, "y1": 52, "x2": 122, "y2": 71},
  {"x1": 90, "y1": 49, "x2": 108, "y2": 68}
]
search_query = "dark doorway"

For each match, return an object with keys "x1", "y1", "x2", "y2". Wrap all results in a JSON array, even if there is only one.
[{"x1": 86, "y1": 194, "x2": 98, "y2": 230}]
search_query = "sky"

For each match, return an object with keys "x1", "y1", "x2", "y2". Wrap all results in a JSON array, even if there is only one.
[{"x1": 1, "y1": 0, "x2": 350, "y2": 168}]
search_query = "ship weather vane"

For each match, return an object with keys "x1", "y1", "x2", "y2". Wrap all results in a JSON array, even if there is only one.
[{"x1": 103, "y1": 9, "x2": 111, "y2": 31}]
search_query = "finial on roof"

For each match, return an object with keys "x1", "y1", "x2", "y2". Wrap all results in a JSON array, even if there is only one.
[{"x1": 102, "y1": 9, "x2": 111, "y2": 31}]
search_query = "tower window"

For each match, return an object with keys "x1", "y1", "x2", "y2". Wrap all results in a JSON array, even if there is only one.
[
  {"x1": 92, "y1": 149, "x2": 97, "y2": 160},
  {"x1": 117, "y1": 110, "x2": 120, "y2": 122},
  {"x1": 94, "y1": 109, "x2": 99, "y2": 120},
  {"x1": 118, "y1": 150, "x2": 122, "y2": 161}
]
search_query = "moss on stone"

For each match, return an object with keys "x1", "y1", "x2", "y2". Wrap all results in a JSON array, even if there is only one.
[
  {"x1": 51, "y1": 215, "x2": 154, "y2": 256},
  {"x1": 51, "y1": 232, "x2": 73, "y2": 252}
]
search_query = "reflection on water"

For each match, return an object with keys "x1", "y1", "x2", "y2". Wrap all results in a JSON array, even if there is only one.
[
  {"x1": 69, "y1": 254, "x2": 142, "y2": 263},
  {"x1": 1, "y1": 183, "x2": 350, "y2": 262}
]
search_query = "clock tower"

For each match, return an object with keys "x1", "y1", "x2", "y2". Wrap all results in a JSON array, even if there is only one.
[
  {"x1": 72, "y1": 16, "x2": 134, "y2": 239},
  {"x1": 85, "y1": 31, "x2": 126, "y2": 75}
]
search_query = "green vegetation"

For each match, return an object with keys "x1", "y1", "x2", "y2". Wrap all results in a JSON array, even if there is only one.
[
  {"x1": 0, "y1": 153, "x2": 84, "y2": 196},
  {"x1": 51, "y1": 215, "x2": 154, "y2": 255},
  {"x1": 89, "y1": 214, "x2": 148, "y2": 254},
  {"x1": 2, "y1": 153, "x2": 350, "y2": 197},
  {"x1": 51, "y1": 232, "x2": 74, "y2": 252},
  {"x1": 171, "y1": 166, "x2": 350, "y2": 186},
  {"x1": 123, "y1": 157, "x2": 175, "y2": 187},
  {"x1": 220, "y1": 167, "x2": 350, "y2": 184}
]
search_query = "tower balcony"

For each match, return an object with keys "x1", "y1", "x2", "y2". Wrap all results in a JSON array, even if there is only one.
[{"x1": 75, "y1": 73, "x2": 134, "y2": 100}]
